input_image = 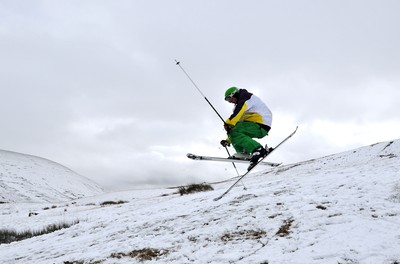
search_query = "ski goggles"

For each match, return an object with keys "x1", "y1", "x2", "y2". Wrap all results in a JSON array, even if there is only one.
[{"x1": 225, "y1": 93, "x2": 236, "y2": 101}]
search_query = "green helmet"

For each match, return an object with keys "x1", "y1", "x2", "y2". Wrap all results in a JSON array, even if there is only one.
[{"x1": 224, "y1": 87, "x2": 239, "y2": 100}]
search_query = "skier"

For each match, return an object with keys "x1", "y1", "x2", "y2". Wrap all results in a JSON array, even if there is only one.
[{"x1": 220, "y1": 87, "x2": 273, "y2": 168}]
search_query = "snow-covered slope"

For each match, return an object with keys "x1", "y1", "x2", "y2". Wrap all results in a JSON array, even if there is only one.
[
  {"x1": 0, "y1": 140, "x2": 399, "y2": 263},
  {"x1": 0, "y1": 149, "x2": 103, "y2": 203}
]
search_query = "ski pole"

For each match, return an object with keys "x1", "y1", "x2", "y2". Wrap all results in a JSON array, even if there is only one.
[
  {"x1": 175, "y1": 60, "x2": 225, "y2": 124},
  {"x1": 176, "y1": 60, "x2": 246, "y2": 186},
  {"x1": 224, "y1": 146, "x2": 247, "y2": 190}
]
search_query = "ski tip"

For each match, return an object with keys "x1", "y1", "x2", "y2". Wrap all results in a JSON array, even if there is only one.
[{"x1": 213, "y1": 197, "x2": 222, "y2": 201}]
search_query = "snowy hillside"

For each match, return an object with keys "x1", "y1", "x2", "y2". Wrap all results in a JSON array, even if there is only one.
[
  {"x1": 0, "y1": 149, "x2": 103, "y2": 203},
  {"x1": 0, "y1": 140, "x2": 400, "y2": 263}
]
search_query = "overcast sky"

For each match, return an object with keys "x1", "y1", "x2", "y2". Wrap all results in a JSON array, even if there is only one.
[{"x1": 1, "y1": 0, "x2": 399, "y2": 190}]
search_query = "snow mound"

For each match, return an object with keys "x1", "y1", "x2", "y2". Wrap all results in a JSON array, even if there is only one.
[{"x1": 0, "y1": 149, "x2": 103, "y2": 203}]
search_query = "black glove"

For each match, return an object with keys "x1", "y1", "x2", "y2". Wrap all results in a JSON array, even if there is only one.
[
  {"x1": 224, "y1": 123, "x2": 233, "y2": 133},
  {"x1": 220, "y1": 140, "x2": 230, "y2": 147}
]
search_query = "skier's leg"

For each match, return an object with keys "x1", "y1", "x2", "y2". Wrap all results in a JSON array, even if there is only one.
[{"x1": 228, "y1": 122, "x2": 268, "y2": 154}]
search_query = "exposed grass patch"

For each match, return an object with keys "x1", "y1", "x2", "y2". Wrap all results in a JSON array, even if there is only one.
[
  {"x1": 100, "y1": 200, "x2": 127, "y2": 206},
  {"x1": 276, "y1": 218, "x2": 294, "y2": 237},
  {"x1": 328, "y1": 213, "x2": 342, "y2": 218},
  {"x1": 0, "y1": 220, "x2": 79, "y2": 244},
  {"x1": 64, "y1": 261, "x2": 101, "y2": 264},
  {"x1": 382, "y1": 141, "x2": 394, "y2": 150},
  {"x1": 379, "y1": 153, "x2": 397, "y2": 158},
  {"x1": 42, "y1": 205, "x2": 57, "y2": 210},
  {"x1": 221, "y1": 229, "x2": 266, "y2": 242},
  {"x1": 111, "y1": 248, "x2": 169, "y2": 261},
  {"x1": 178, "y1": 183, "x2": 213, "y2": 196}
]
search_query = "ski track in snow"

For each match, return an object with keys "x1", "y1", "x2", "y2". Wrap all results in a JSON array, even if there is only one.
[{"x1": 1, "y1": 141, "x2": 400, "y2": 263}]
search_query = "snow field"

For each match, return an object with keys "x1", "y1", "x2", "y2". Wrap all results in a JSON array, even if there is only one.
[{"x1": 0, "y1": 140, "x2": 400, "y2": 263}]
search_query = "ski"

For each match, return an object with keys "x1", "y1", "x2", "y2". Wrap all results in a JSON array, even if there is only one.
[
  {"x1": 213, "y1": 126, "x2": 298, "y2": 201},
  {"x1": 187, "y1": 153, "x2": 281, "y2": 167}
]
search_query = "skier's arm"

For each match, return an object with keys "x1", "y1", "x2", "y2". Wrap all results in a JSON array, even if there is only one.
[{"x1": 225, "y1": 102, "x2": 248, "y2": 126}]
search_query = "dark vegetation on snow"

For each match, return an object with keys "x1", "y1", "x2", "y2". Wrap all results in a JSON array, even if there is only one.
[
  {"x1": 178, "y1": 183, "x2": 214, "y2": 195},
  {"x1": 65, "y1": 248, "x2": 170, "y2": 263},
  {"x1": 221, "y1": 229, "x2": 267, "y2": 242},
  {"x1": 316, "y1": 204, "x2": 327, "y2": 210},
  {"x1": 275, "y1": 218, "x2": 294, "y2": 237},
  {"x1": 111, "y1": 248, "x2": 169, "y2": 261},
  {"x1": 43, "y1": 205, "x2": 58, "y2": 210},
  {"x1": 100, "y1": 200, "x2": 127, "y2": 206},
  {"x1": 0, "y1": 220, "x2": 79, "y2": 245},
  {"x1": 64, "y1": 261, "x2": 101, "y2": 264}
]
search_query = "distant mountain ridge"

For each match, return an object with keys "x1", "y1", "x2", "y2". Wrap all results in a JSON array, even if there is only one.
[{"x1": 0, "y1": 149, "x2": 104, "y2": 203}]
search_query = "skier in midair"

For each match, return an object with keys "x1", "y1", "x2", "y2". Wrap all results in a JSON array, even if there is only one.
[{"x1": 221, "y1": 87, "x2": 273, "y2": 169}]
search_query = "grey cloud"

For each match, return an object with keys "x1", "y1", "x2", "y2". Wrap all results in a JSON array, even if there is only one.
[{"x1": 1, "y1": 0, "x2": 399, "y2": 190}]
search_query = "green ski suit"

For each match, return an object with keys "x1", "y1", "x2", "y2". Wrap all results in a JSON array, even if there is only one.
[{"x1": 225, "y1": 89, "x2": 272, "y2": 154}]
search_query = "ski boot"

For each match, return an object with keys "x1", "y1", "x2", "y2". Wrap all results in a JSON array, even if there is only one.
[
  {"x1": 228, "y1": 152, "x2": 251, "y2": 160},
  {"x1": 248, "y1": 146, "x2": 268, "y2": 171}
]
